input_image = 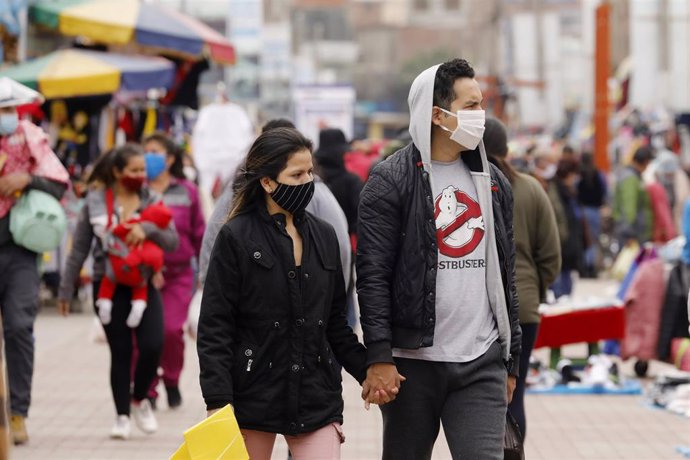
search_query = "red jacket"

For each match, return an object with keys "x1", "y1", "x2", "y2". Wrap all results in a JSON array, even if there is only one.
[{"x1": 647, "y1": 182, "x2": 677, "y2": 243}]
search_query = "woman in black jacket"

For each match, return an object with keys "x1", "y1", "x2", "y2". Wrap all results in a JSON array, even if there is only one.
[{"x1": 198, "y1": 128, "x2": 370, "y2": 459}]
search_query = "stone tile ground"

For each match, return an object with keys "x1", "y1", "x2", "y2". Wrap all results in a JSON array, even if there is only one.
[{"x1": 13, "y1": 279, "x2": 690, "y2": 459}]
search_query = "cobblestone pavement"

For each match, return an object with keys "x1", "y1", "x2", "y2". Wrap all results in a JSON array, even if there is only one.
[{"x1": 11, "y1": 278, "x2": 690, "y2": 459}]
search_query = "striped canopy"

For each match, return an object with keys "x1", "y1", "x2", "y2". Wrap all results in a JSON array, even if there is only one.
[
  {"x1": 30, "y1": 0, "x2": 235, "y2": 64},
  {"x1": 0, "y1": 49, "x2": 175, "y2": 99}
]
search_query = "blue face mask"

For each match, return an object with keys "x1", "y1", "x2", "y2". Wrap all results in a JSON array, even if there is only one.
[
  {"x1": 144, "y1": 152, "x2": 167, "y2": 180},
  {"x1": 0, "y1": 113, "x2": 19, "y2": 136}
]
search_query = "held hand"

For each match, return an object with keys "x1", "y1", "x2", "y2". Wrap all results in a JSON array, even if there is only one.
[
  {"x1": 361, "y1": 363, "x2": 406, "y2": 409},
  {"x1": 124, "y1": 223, "x2": 146, "y2": 247},
  {"x1": 57, "y1": 299, "x2": 70, "y2": 317},
  {"x1": 361, "y1": 384, "x2": 397, "y2": 410},
  {"x1": 507, "y1": 376, "x2": 517, "y2": 404},
  {"x1": 0, "y1": 172, "x2": 31, "y2": 197}
]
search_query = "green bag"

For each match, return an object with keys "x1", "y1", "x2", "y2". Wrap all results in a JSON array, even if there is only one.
[{"x1": 9, "y1": 190, "x2": 67, "y2": 253}]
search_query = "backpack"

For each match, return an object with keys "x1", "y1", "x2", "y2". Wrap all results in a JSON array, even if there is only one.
[{"x1": 9, "y1": 189, "x2": 67, "y2": 253}]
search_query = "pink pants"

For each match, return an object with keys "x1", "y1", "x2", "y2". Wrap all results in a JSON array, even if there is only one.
[
  {"x1": 241, "y1": 423, "x2": 345, "y2": 460},
  {"x1": 150, "y1": 267, "x2": 195, "y2": 395}
]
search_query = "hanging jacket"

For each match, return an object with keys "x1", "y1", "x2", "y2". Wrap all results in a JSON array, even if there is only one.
[
  {"x1": 622, "y1": 256, "x2": 665, "y2": 361},
  {"x1": 647, "y1": 182, "x2": 677, "y2": 244}
]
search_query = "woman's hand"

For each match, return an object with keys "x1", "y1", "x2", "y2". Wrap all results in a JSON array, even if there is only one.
[
  {"x1": 0, "y1": 172, "x2": 31, "y2": 197},
  {"x1": 152, "y1": 272, "x2": 165, "y2": 289},
  {"x1": 57, "y1": 299, "x2": 71, "y2": 317},
  {"x1": 124, "y1": 223, "x2": 146, "y2": 247},
  {"x1": 361, "y1": 363, "x2": 406, "y2": 410}
]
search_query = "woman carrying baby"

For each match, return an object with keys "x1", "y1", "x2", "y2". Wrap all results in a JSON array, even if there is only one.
[{"x1": 58, "y1": 144, "x2": 178, "y2": 440}]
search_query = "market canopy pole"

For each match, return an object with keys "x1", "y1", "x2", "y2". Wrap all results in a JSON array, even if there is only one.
[{"x1": 594, "y1": 1, "x2": 611, "y2": 172}]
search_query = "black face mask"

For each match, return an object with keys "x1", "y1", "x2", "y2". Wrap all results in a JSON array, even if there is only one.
[{"x1": 270, "y1": 180, "x2": 315, "y2": 214}]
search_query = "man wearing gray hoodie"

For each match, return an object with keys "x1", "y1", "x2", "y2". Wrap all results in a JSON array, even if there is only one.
[{"x1": 358, "y1": 59, "x2": 521, "y2": 459}]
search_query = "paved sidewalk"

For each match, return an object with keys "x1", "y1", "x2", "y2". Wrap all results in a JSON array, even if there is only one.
[{"x1": 10, "y1": 278, "x2": 690, "y2": 459}]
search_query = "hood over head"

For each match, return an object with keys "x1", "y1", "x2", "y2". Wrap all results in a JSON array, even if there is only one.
[
  {"x1": 407, "y1": 64, "x2": 491, "y2": 175},
  {"x1": 408, "y1": 65, "x2": 440, "y2": 173}
]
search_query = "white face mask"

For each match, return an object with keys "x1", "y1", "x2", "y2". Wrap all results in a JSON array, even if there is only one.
[
  {"x1": 537, "y1": 163, "x2": 557, "y2": 180},
  {"x1": 438, "y1": 108, "x2": 486, "y2": 150}
]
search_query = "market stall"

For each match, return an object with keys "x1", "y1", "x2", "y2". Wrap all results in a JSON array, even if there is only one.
[
  {"x1": 0, "y1": 48, "x2": 174, "y2": 98},
  {"x1": 30, "y1": 0, "x2": 235, "y2": 64}
]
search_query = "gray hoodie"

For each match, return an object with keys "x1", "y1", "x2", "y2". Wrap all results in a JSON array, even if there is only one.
[{"x1": 407, "y1": 64, "x2": 513, "y2": 361}]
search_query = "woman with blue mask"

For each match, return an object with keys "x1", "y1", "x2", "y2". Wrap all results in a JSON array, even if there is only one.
[{"x1": 141, "y1": 132, "x2": 205, "y2": 410}]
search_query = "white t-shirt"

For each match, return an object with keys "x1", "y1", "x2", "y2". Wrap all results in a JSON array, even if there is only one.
[{"x1": 393, "y1": 159, "x2": 498, "y2": 362}]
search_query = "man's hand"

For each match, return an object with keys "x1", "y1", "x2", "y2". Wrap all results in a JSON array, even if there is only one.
[
  {"x1": 0, "y1": 172, "x2": 31, "y2": 197},
  {"x1": 507, "y1": 376, "x2": 517, "y2": 404},
  {"x1": 124, "y1": 223, "x2": 146, "y2": 247},
  {"x1": 361, "y1": 363, "x2": 406, "y2": 409}
]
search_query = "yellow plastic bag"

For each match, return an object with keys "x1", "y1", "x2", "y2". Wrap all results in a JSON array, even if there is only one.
[
  {"x1": 170, "y1": 405, "x2": 248, "y2": 460},
  {"x1": 611, "y1": 242, "x2": 640, "y2": 281}
]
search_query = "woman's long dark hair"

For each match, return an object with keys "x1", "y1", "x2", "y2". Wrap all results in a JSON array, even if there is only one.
[
  {"x1": 87, "y1": 143, "x2": 143, "y2": 188},
  {"x1": 228, "y1": 128, "x2": 313, "y2": 220},
  {"x1": 143, "y1": 132, "x2": 185, "y2": 180},
  {"x1": 579, "y1": 152, "x2": 598, "y2": 185}
]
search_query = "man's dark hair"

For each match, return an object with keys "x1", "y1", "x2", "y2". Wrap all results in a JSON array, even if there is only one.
[
  {"x1": 556, "y1": 158, "x2": 580, "y2": 180},
  {"x1": 433, "y1": 58, "x2": 475, "y2": 109},
  {"x1": 632, "y1": 145, "x2": 654, "y2": 165},
  {"x1": 562, "y1": 145, "x2": 576, "y2": 156},
  {"x1": 262, "y1": 118, "x2": 295, "y2": 133}
]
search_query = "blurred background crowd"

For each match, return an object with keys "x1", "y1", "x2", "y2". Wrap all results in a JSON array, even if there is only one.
[{"x1": 1, "y1": 0, "x2": 690, "y2": 458}]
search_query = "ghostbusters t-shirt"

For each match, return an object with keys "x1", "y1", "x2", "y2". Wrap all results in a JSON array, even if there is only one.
[{"x1": 393, "y1": 159, "x2": 498, "y2": 362}]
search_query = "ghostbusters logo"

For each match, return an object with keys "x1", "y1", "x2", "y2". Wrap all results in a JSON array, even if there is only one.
[{"x1": 434, "y1": 186, "x2": 485, "y2": 258}]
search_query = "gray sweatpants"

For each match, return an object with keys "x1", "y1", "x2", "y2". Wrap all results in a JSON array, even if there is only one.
[
  {"x1": 0, "y1": 244, "x2": 40, "y2": 417},
  {"x1": 381, "y1": 341, "x2": 507, "y2": 460}
]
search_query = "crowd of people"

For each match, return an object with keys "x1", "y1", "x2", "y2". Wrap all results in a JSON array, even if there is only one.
[{"x1": 1, "y1": 55, "x2": 690, "y2": 459}]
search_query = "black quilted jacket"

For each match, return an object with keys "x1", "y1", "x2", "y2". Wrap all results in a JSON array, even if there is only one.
[
  {"x1": 198, "y1": 206, "x2": 367, "y2": 434},
  {"x1": 356, "y1": 143, "x2": 522, "y2": 376}
]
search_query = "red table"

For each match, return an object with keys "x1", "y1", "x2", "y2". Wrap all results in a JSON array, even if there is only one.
[
  {"x1": 534, "y1": 306, "x2": 626, "y2": 349},
  {"x1": 534, "y1": 306, "x2": 625, "y2": 368}
]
